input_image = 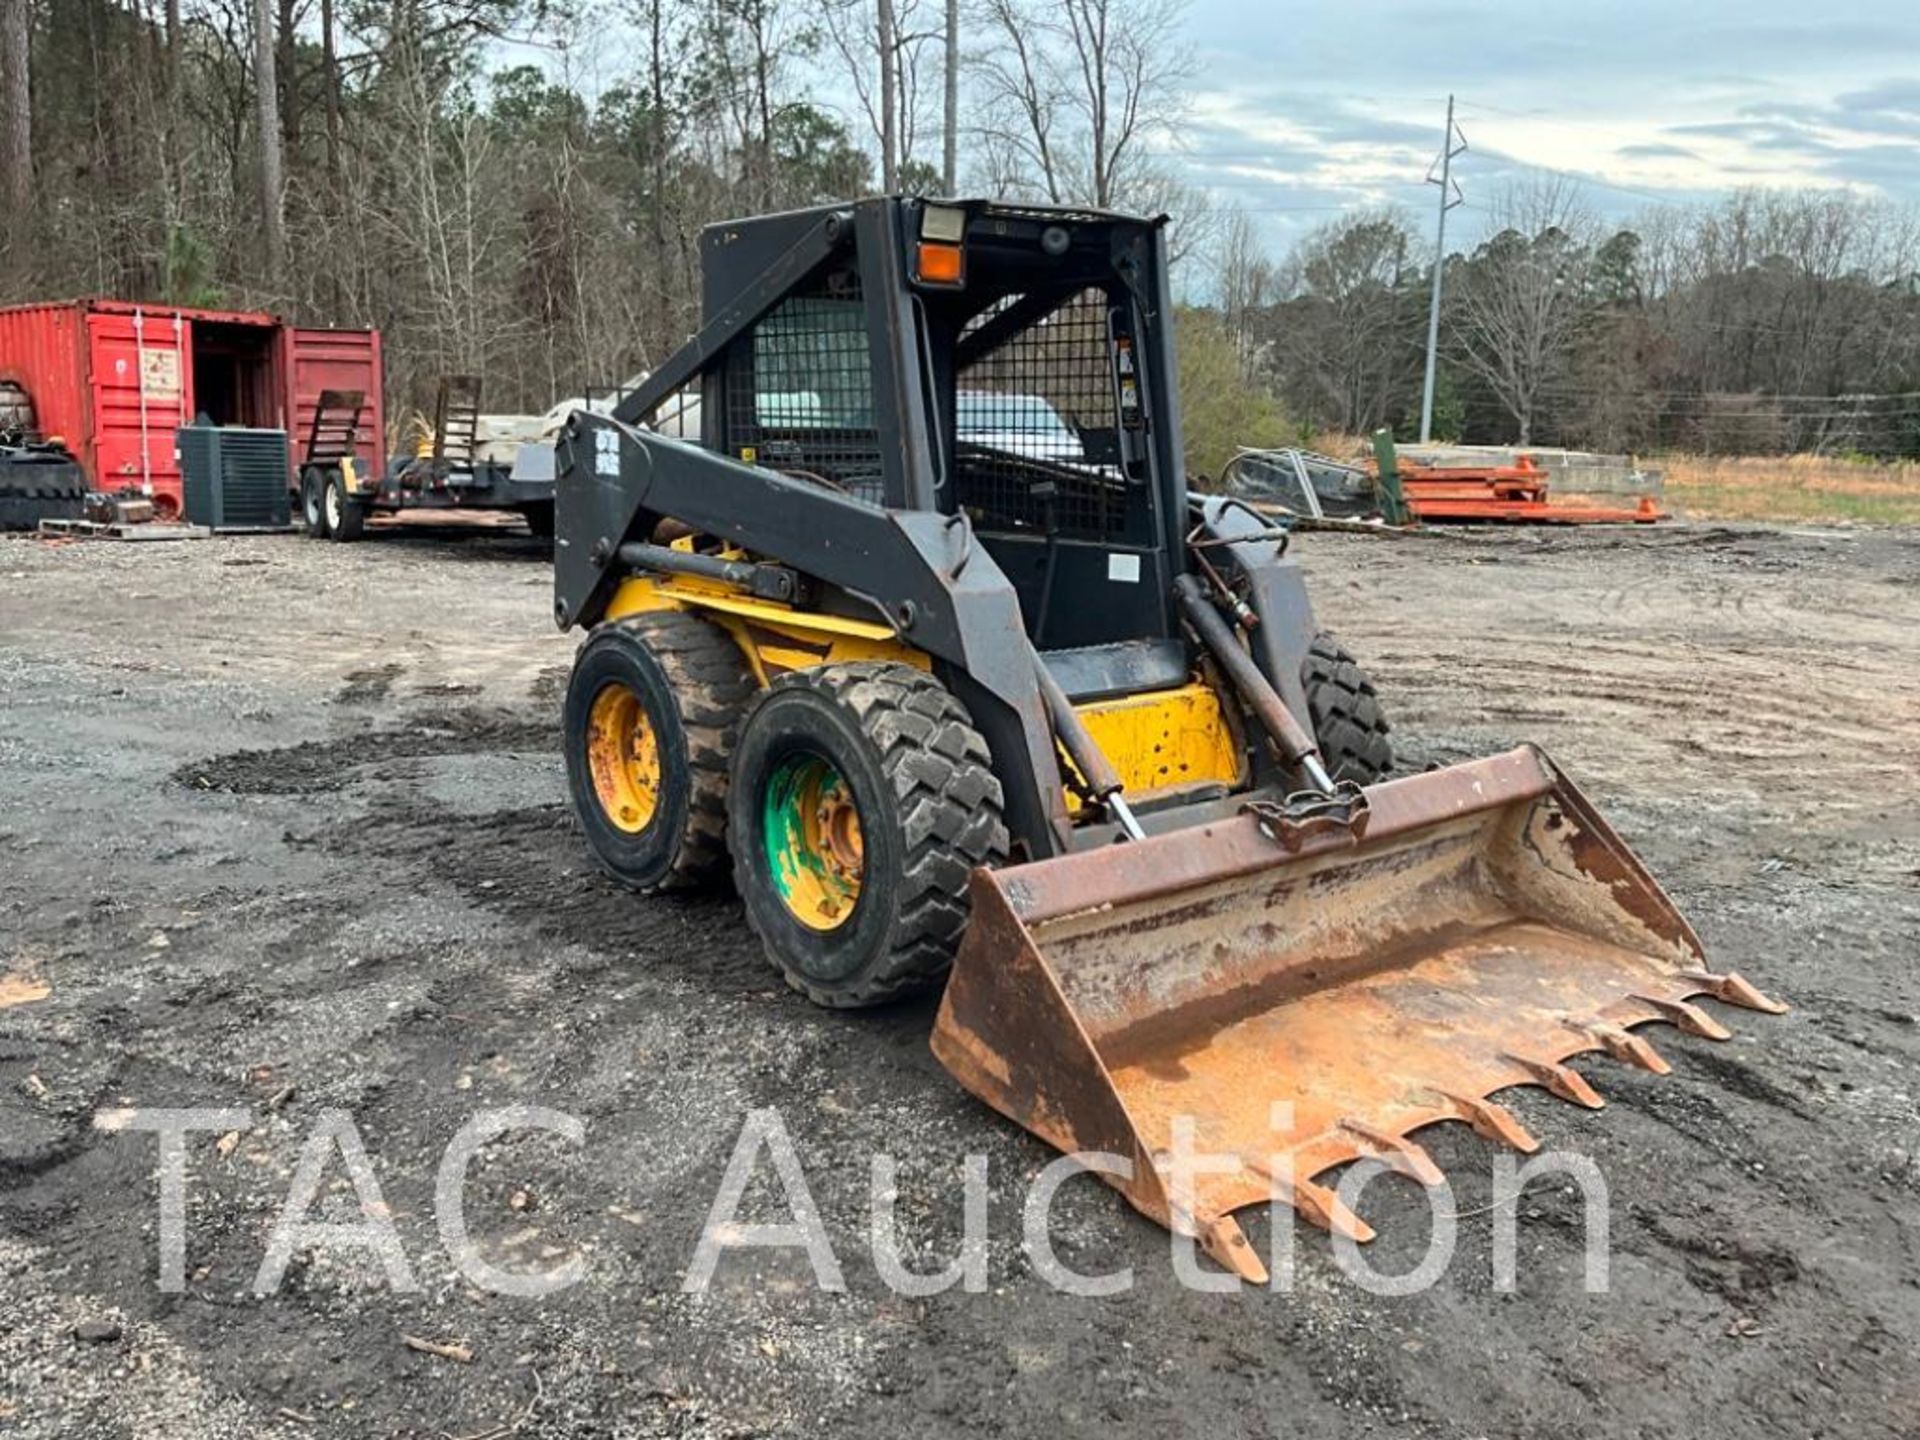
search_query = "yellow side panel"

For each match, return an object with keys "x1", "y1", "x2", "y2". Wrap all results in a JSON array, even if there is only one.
[
  {"x1": 604, "y1": 576, "x2": 927, "y2": 686},
  {"x1": 1073, "y1": 683, "x2": 1244, "y2": 804}
]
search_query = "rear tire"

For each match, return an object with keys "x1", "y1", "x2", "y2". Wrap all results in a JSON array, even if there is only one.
[
  {"x1": 1302, "y1": 633, "x2": 1393, "y2": 785},
  {"x1": 564, "y1": 610, "x2": 756, "y2": 892},
  {"x1": 728, "y1": 663, "x2": 1008, "y2": 1008},
  {"x1": 521, "y1": 501, "x2": 554, "y2": 539},
  {"x1": 325, "y1": 470, "x2": 366, "y2": 542},
  {"x1": 300, "y1": 467, "x2": 330, "y2": 537}
]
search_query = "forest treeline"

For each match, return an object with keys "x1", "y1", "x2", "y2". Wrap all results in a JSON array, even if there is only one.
[{"x1": 2, "y1": 0, "x2": 1916, "y2": 457}]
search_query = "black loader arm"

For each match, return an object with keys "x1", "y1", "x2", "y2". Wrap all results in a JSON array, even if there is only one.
[
  {"x1": 1189, "y1": 494, "x2": 1321, "y2": 725},
  {"x1": 553, "y1": 411, "x2": 1076, "y2": 857}
]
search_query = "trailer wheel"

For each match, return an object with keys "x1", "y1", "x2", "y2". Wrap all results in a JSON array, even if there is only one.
[
  {"x1": 1302, "y1": 632, "x2": 1393, "y2": 785},
  {"x1": 521, "y1": 501, "x2": 554, "y2": 539},
  {"x1": 300, "y1": 467, "x2": 330, "y2": 537},
  {"x1": 564, "y1": 610, "x2": 756, "y2": 892},
  {"x1": 728, "y1": 663, "x2": 1008, "y2": 1008},
  {"x1": 324, "y1": 469, "x2": 366, "y2": 542}
]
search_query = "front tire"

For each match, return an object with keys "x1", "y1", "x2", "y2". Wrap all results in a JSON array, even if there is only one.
[
  {"x1": 728, "y1": 663, "x2": 1007, "y2": 1008},
  {"x1": 564, "y1": 610, "x2": 755, "y2": 892},
  {"x1": 1302, "y1": 632, "x2": 1393, "y2": 785}
]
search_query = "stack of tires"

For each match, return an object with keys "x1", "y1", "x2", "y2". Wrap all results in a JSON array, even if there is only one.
[
  {"x1": 0, "y1": 445, "x2": 87, "y2": 531},
  {"x1": 0, "y1": 381, "x2": 87, "y2": 531}
]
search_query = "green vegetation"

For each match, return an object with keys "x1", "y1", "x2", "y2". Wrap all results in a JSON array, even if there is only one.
[{"x1": 1175, "y1": 307, "x2": 1294, "y2": 483}]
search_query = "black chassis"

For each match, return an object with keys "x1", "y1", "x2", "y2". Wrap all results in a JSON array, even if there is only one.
[
  {"x1": 553, "y1": 197, "x2": 1325, "y2": 861},
  {"x1": 366, "y1": 456, "x2": 555, "y2": 514}
]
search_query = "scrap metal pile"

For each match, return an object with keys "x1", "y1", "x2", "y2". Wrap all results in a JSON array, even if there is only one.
[
  {"x1": 1395, "y1": 452, "x2": 1663, "y2": 524},
  {"x1": 1223, "y1": 444, "x2": 1664, "y2": 527}
]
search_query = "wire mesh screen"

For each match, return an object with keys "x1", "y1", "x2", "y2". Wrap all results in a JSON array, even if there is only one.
[
  {"x1": 640, "y1": 385, "x2": 701, "y2": 441},
  {"x1": 724, "y1": 268, "x2": 885, "y2": 505},
  {"x1": 953, "y1": 287, "x2": 1124, "y2": 537}
]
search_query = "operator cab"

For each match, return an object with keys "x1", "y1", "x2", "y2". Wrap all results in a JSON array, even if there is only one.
[{"x1": 697, "y1": 198, "x2": 1186, "y2": 661}]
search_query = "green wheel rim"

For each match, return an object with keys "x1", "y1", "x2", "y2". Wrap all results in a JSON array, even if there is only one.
[{"x1": 763, "y1": 752, "x2": 864, "y2": 932}]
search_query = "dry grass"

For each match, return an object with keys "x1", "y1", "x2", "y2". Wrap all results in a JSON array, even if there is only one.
[{"x1": 1656, "y1": 453, "x2": 1920, "y2": 525}]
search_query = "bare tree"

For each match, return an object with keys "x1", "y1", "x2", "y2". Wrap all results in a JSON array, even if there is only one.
[
  {"x1": 1262, "y1": 210, "x2": 1415, "y2": 436},
  {"x1": 1215, "y1": 207, "x2": 1274, "y2": 370},
  {"x1": 941, "y1": 0, "x2": 957, "y2": 192},
  {"x1": 823, "y1": 0, "x2": 941, "y2": 188},
  {"x1": 877, "y1": 0, "x2": 897, "y2": 190},
  {"x1": 1, "y1": 0, "x2": 31, "y2": 265},
  {"x1": 1450, "y1": 178, "x2": 1595, "y2": 445},
  {"x1": 971, "y1": 0, "x2": 1189, "y2": 211},
  {"x1": 971, "y1": 0, "x2": 1062, "y2": 201},
  {"x1": 253, "y1": 0, "x2": 286, "y2": 284}
]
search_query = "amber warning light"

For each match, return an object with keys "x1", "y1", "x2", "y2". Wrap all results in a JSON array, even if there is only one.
[
  {"x1": 916, "y1": 242, "x2": 964, "y2": 285},
  {"x1": 917, "y1": 204, "x2": 968, "y2": 286}
]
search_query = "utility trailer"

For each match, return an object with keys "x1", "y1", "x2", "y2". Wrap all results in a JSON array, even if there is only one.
[{"x1": 298, "y1": 378, "x2": 556, "y2": 541}]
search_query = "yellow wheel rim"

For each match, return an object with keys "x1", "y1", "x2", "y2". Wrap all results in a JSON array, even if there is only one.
[
  {"x1": 764, "y1": 753, "x2": 864, "y2": 931},
  {"x1": 586, "y1": 683, "x2": 662, "y2": 834}
]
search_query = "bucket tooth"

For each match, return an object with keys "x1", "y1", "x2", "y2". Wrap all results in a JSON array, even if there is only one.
[
  {"x1": 1571, "y1": 1019, "x2": 1672, "y2": 1075},
  {"x1": 1244, "y1": 1156, "x2": 1375, "y2": 1244},
  {"x1": 1339, "y1": 1117, "x2": 1445, "y2": 1186},
  {"x1": 1293, "y1": 1179, "x2": 1374, "y2": 1245},
  {"x1": 1635, "y1": 993, "x2": 1733, "y2": 1041},
  {"x1": 1200, "y1": 1214, "x2": 1268, "y2": 1285},
  {"x1": 1504, "y1": 1052, "x2": 1605, "y2": 1109},
  {"x1": 1682, "y1": 970, "x2": 1789, "y2": 1015},
  {"x1": 1439, "y1": 1092, "x2": 1540, "y2": 1154}
]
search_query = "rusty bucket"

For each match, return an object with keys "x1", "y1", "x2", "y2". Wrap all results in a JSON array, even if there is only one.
[{"x1": 930, "y1": 746, "x2": 1784, "y2": 1281}]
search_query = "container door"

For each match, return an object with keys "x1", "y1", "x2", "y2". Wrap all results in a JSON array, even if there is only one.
[
  {"x1": 86, "y1": 308, "x2": 192, "y2": 513},
  {"x1": 284, "y1": 327, "x2": 384, "y2": 481}
]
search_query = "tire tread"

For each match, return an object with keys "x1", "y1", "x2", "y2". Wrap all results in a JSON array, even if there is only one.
[
  {"x1": 611, "y1": 610, "x2": 756, "y2": 890},
  {"x1": 1302, "y1": 632, "x2": 1394, "y2": 785},
  {"x1": 746, "y1": 662, "x2": 1008, "y2": 1007}
]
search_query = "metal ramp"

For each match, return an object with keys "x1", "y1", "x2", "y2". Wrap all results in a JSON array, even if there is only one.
[
  {"x1": 304, "y1": 390, "x2": 367, "y2": 468},
  {"x1": 432, "y1": 375, "x2": 483, "y2": 485}
]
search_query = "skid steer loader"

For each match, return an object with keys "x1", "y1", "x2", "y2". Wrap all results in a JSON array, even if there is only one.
[{"x1": 551, "y1": 197, "x2": 1783, "y2": 1278}]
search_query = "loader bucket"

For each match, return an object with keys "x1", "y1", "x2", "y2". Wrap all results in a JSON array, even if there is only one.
[{"x1": 930, "y1": 746, "x2": 1784, "y2": 1281}]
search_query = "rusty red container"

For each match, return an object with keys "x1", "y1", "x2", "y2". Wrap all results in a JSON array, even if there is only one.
[{"x1": 0, "y1": 299, "x2": 383, "y2": 515}]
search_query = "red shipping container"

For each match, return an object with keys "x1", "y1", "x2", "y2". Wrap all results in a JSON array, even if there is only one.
[{"x1": 0, "y1": 299, "x2": 383, "y2": 516}]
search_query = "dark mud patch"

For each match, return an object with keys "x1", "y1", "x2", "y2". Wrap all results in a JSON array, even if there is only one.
[
  {"x1": 336, "y1": 799, "x2": 778, "y2": 998},
  {"x1": 171, "y1": 710, "x2": 558, "y2": 796},
  {"x1": 333, "y1": 663, "x2": 402, "y2": 706},
  {"x1": 1634, "y1": 1212, "x2": 1806, "y2": 1309},
  {"x1": 526, "y1": 662, "x2": 569, "y2": 705},
  {"x1": 1680, "y1": 1046, "x2": 1818, "y2": 1121}
]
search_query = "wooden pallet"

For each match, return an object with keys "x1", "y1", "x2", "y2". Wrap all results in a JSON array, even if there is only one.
[{"x1": 37, "y1": 518, "x2": 212, "y2": 541}]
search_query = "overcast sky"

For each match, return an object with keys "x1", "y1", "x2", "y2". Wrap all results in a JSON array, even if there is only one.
[
  {"x1": 1161, "y1": 0, "x2": 1920, "y2": 248},
  {"x1": 500, "y1": 0, "x2": 1919, "y2": 253}
]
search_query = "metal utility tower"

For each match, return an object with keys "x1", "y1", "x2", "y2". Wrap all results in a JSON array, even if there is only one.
[{"x1": 1419, "y1": 95, "x2": 1467, "y2": 444}]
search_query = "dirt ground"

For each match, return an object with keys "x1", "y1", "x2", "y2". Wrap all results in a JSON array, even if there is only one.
[{"x1": 0, "y1": 518, "x2": 1916, "y2": 1440}]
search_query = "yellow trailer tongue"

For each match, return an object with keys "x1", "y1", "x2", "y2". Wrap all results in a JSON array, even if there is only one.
[{"x1": 931, "y1": 746, "x2": 1784, "y2": 1282}]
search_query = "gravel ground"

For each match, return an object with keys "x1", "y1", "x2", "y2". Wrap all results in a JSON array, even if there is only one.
[{"x1": 0, "y1": 518, "x2": 1915, "y2": 1439}]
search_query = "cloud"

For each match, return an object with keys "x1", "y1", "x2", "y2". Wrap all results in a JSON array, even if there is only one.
[
  {"x1": 1164, "y1": 1, "x2": 1920, "y2": 252},
  {"x1": 1617, "y1": 143, "x2": 1701, "y2": 161}
]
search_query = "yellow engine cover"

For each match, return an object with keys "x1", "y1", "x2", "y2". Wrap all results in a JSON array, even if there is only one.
[
  {"x1": 603, "y1": 573, "x2": 1244, "y2": 808},
  {"x1": 1071, "y1": 682, "x2": 1245, "y2": 807}
]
